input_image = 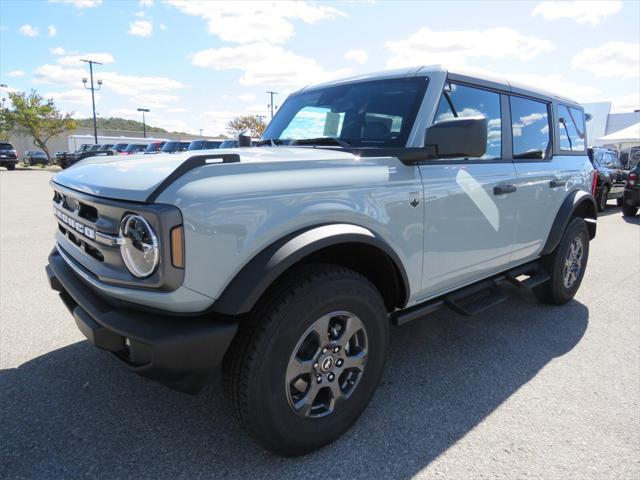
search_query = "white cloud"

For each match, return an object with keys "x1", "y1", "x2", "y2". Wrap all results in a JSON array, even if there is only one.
[
  {"x1": 572, "y1": 41, "x2": 639, "y2": 78},
  {"x1": 507, "y1": 72, "x2": 601, "y2": 100},
  {"x1": 159, "y1": 23, "x2": 167, "y2": 30},
  {"x1": 166, "y1": 0, "x2": 346, "y2": 44},
  {"x1": 49, "y1": 0, "x2": 103, "y2": 7},
  {"x1": 166, "y1": 107, "x2": 188, "y2": 113},
  {"x1": 19, "y1": 24, "x2": 39, "y2": 37},
  {"x1": 57, "y1": 52, "x2": 116, "y2": 65},
  {"x1": 344, "y1": 49, "x2": 368, "y2": 65},
  {"x1": 45, "y1": 89, "x2": 94, "y2": 105},
  {"x1": 532, "y1": 1, "x2": 622, "y2": 26},
  {"x1": 33, "y1": 64, "x2": 183, "y2": 97},
  {"x1": 199, "y1": 110, "x2": 244, "y2": 135},
  {"x1": 134, "y1": 11, "x2": 145, "y2": 17},
  {"x1": 48, "y1": 25, "x2": 57, "y2": 36},
  {"x1": 128, "y1": 93, "x2": 180, "y2": 108},
  {"x1": 128, "y1": 20, "x2": 153, "y2": 36},
  {"x1": 609, "y1": 93, "x2": 640, "y2": 113},
  {"x1": 7, "y1": 70, "x2": 26, "y2": 77},
  {"x1": 50, "y1": 46, "x2": 66, "y2": 55},
  {"x1": 191, "y1": 42, "x2": 352, "y2": 88},
  {"x1": 237, "y1": 94, "x2": 256, "y2": 102},
  {"x1": 139, "y1": 0, "x2": 153, "y2": 6},
  {"x1": 385, "y1": 27, "x2": 554, "y2": 69}
]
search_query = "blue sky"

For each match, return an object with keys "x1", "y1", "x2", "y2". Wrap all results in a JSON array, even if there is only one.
[{"x1": 1, "y1": 0, "x2": 638, "y2": 136}]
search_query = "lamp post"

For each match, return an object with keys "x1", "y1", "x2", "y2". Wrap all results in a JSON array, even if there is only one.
[
  {"x1": 137, "y1": 108, "x2": 150, "y2": 138},
  {"x1": 81, "y1": 59, "x2": 102, "y2": 144},
  {"x1": 266, "y1": 90, "x2": 278, "y2": 118}
]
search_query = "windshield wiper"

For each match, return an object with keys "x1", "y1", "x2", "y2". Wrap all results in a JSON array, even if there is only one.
[{"x1": 292, "y1": 137, "x2": 352, "y2": 148}]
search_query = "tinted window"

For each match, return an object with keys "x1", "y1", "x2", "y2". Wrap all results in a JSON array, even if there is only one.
[
  {"x1": 510, "y1": 96, "x2": 551, "y2": 160},
  {"x1": 263, "y1": 78, "x2": 427, "y2": 148},
  {"x1": 124, "y1": 144, "x2": 146, "y2": 153},
  {"x1": 0, "y1": 143, "x2": 14, "y2": 150},
  {"x1": 558, "y1": 105, "x2": 586, "y2": 151},
  {"x1": 219, "y1": 140, "x2": 238, "y2": 148},
  {"x1": 435, "y1": 83, "x2": 501, "y2": 159},
  {"x1": 145, "y1": 142, "x2": 164, "y2": 152}
]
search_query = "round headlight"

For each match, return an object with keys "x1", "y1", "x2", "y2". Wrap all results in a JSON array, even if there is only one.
[{"x1": 119, "y1": 214, "x2": 159, "y2": 278}]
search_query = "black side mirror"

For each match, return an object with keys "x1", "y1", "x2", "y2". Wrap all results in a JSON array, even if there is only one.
[
  {"x1": 425, "y1": 116, "x2": 487, "y2": 158},
  {"x1": 238, "y1": 131, "x2": 252, "y2": 147}
]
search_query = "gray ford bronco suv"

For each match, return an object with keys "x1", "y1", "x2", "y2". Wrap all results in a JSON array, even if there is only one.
[{"x1": 46, "y1": 66, "x2": 597, "y2": 456}]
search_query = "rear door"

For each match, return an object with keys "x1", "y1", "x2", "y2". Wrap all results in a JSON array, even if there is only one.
[{"x1": 419, "y1": 81, "x2": 518, "y2": 297}]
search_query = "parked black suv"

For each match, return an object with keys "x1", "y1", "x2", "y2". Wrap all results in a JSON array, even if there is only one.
[
  {"x1": 588, "y1": 147, "x2": 628, "y2": 211},
  {"x1": 0, "y1": 142, "x2": 18, "y2": 170},
  {"x1": 622, "y1": 165, "x2": 639, "y2": 216},
  {"x1": 60, "y1": 144, "x2": 114, "y2": 169}
]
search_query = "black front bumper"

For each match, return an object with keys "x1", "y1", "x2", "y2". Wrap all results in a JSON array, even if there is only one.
[{"x1": 46, "y1": 248, "x2": 237, "y2": 393}]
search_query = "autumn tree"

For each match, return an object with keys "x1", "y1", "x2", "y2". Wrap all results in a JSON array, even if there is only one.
[
  {"x1": 4, "y1": 90, "x2": 77, "y2": 162},
  {"x1": 227, "y1": 115, "x2": 267, "y2": 138}
]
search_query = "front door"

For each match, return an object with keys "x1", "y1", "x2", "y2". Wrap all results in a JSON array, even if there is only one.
[{"x1": 419, "y1": 81, "x2": 518, "y2": 298}]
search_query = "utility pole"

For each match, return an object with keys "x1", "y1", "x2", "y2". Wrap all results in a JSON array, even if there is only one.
[
  {"x1": 266, "y1": 90, "x2": 278, "y2": 118},
  {"x1": 81, "y1": 59, "x2": 102, "y2": 144},
  {"x1": 137, "y1": 108, "x2": 150, "y2": 138},
  {"x1": 199, "y1": 128, "x2": 203, "y2": 137}
]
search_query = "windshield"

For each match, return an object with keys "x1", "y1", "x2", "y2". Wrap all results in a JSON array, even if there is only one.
[
  {"x1": 145, "y1": 142, "x2": 164, "y2": 153},
  {"x1": 113, "y1": 143, "x2": 128, "y2": 152},
  {"x1": 88, "y1": 145, "x2": 101, "y2": 152},
  {"x1": 0, "y1": 143, "x2": 14, "y2": 150},
  {"x1": 262, "y1": 78, "x2": 427, "y2": 148},
  {"x1": 124, "y1": 144, "x2": 145, "y2": 153},
  {"x1": 161, "y1": 141, "x2": 189, "y2": 152},
  {"x1": 188, "y1": 140, "x2": 223, "y2": 150},
  {"x1": 219, "y1": 140, "x2": 238, "y2": 148}
]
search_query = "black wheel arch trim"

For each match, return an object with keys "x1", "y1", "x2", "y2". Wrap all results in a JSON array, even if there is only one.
[
  {"x1": 210, "y1": 223, "x2": 410, "y2": 315},
  {"x1": 541, "y1": 189, "x2": 597, "y2": 256}
]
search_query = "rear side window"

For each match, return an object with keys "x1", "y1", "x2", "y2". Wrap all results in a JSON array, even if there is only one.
[
  {"x1": 510, "y1": 96, "x2": 551, "y2": 160},
  {"x1": 558, "y1": 105, "x2": 586, "y2": 151},
  {"x1": 435, "y1": 82, "x2": 502, "y2": 160}
]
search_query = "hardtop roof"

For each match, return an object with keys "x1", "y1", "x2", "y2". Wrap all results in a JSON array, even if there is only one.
[{"x1": 298, "y1": 65, "x2": 582, "y2": 108}]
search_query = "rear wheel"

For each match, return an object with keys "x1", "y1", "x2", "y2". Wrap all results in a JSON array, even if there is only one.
[
  {"x1": 534, "y1": 217, "x2": 590, "y2": 305},
  {"x1": 622, "y1": 203, "x2": 638, "y2": 216},
  {"x1": 5, "y1": 163, "x2": 15, "y2": 171},
  {"x1": 597, "y1": 185, "x2": 609, "y2": 212},
  {"x1": 223, "y1": 264, "x2": 388, "y2": 456}
]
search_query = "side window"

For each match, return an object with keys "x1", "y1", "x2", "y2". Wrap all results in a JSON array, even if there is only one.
[
  {"x1": 435, "y1": 82, "x2": 501, "y2": 159},
  {"x1": 558, "y1": 105, "x2": 586, "y2": 151},
  {"x1": 510, "y1": 96, "x2": 551, "y2": 160}
]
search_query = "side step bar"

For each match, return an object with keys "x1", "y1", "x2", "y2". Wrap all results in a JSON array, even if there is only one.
[{"x1": 390, "y1": 261, "x2": 548, "y2": 326}]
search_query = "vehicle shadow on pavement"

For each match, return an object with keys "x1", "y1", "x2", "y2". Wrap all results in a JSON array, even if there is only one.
[{"x1": 0, "y1": 286, "x2": 588, "y2": 479}]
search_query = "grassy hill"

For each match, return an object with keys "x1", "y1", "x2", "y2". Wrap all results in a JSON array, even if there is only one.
[{"x1": 75, "y1": 117, "x2": 172, "y2": 133}]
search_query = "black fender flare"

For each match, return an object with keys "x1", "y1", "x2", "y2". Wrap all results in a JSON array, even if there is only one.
[
  {"x1": 541, "y1": 190, "x2": 597, "y2": 256},
  {"x1": 210, "y1": 224, "x2": 410, "y2": 315}
]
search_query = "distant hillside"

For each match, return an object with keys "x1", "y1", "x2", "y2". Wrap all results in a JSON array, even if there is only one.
[{"x1": 76, "y1": 117, "x2": 174, "y2": 133}]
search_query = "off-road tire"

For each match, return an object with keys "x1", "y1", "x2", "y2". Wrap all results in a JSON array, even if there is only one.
[
  {"x1": 223, "y1": 263, "x2": 388, "y2": 456},
  {"x1": 5, "y1": 163, "x2": 15, "y2": 171},
  {"x1": 534, "y1": 217, "x2": 590, "y2": 305}
]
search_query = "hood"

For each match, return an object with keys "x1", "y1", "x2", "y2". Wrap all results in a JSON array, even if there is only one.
[{"x1": 52, "y1": 147, "x2": 357, "y2": 202}]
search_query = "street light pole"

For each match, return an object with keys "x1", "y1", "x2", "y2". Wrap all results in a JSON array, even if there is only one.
[
  {"x1": 137, "y1": 108, "x2": 150, "y2": 138},
  {"x1": 266, "y1": 90, "x2": 278, "y2": 118},
  {"x1": 81, "y1": 59, "x2": 102, "y2": 144},
  {"x1": 0, "y1": 84, "x2": 7, "y2": 110}
]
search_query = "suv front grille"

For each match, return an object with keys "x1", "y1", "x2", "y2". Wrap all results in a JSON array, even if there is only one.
[{"x1": 51, "y1": 183, "x2": 184, "y2": 291}]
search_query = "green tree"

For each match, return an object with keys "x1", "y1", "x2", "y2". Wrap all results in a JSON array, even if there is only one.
[
  {"x1": 227, "y1": 115, "x2": 267, "y2": 138},
  {"x1": 4, "y1": 90, "x2": 77, "y2": 162}
]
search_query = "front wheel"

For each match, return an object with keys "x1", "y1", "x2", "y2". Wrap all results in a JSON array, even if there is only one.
[
  {"x1": 5, "y1": 163, "x2": 15, "y2": 171},
  {"x1": 223, "y1": 264, "x2": 388, "y2": 456},
  {"x1": 534, "y1": 217, "x2": 590, "y2": 305}
]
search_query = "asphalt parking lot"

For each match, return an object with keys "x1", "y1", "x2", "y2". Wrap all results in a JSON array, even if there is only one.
[{"x1": 1, "y1": 169, "x2": 638, "y2": 479}]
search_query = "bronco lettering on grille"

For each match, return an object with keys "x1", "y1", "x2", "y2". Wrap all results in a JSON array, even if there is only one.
[{"x1": 53, "y1": 206, "x2": 96, "y2": 240}]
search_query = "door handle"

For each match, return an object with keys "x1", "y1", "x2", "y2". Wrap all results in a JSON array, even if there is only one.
[
  {"x1": 493, "y1": 184, "x2": 517, "y2": 195},
  {"x1": 549, "y1": 179, "x2": 566, "y2": 188}
]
